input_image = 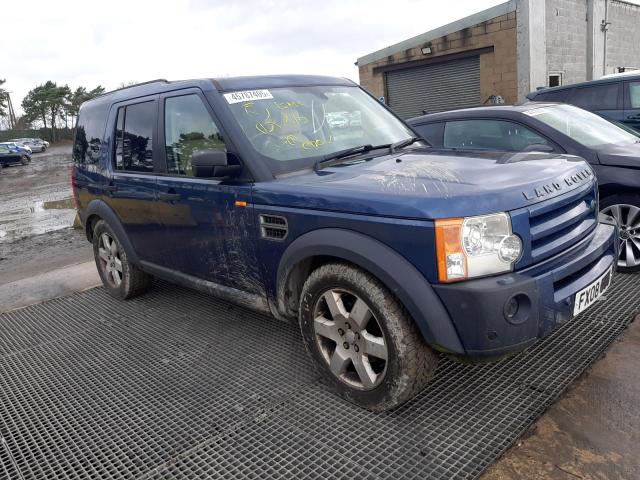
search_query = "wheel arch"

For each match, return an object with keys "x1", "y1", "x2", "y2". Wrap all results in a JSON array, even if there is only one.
[
  {"x1": 83, "y1": 199, "x2": 141, "y2": 266},
  {"x1": 276, "y1": 228, "x2": 465, "y2": 355}
]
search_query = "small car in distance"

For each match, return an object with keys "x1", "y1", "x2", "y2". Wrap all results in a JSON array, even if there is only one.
[
  {"x1": 0, "y1": 143, "x2": 31, "y2": 168},
  {"x1": 408, "y1": 103, "x2": 640, "y2": 270},
  {"x1": 3, "y1": 142, "x2": 32, "y2": 159},
  {"x1": 2, "y1": 141, "x2": 32, "y2": 155},
  {"x1": 10, "y1": 138, "x2": 47, "y2": 152}
]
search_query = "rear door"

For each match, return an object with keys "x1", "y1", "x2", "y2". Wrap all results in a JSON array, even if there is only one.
[
  {"x1": 623, "y1": 80, "x2": 640, "y2": 133},
  {"x1": 105, "y1": 97, "x2": 166, "y2": 265},
  {"x1": 155, "y1": 89, "x2": 263, "y2": 293}
]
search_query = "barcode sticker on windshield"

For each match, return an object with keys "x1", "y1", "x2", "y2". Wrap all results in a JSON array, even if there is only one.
[{"x1": 224, "y1": 90, "x2": 274, "y2": 104}]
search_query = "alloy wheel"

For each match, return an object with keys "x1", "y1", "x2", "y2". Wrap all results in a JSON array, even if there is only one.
[
  {"x1": 601, "y1": 204, "x2": 640, "y2": 268},
  {"x1": 98, "y1": 233, "x2": 123, "y2": 287},
  {"x1": 313, "y1": 289, "x2": 388, "y2": 390}
]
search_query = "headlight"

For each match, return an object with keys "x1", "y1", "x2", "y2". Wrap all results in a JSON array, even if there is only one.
[{"x1": 435, "y1": 212, "x2": 522, "y2": 283}]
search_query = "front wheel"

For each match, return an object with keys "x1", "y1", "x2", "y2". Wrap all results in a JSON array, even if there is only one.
[
  {"x1": 601, "y1": 194, "x2": 640, "y2": 271},
  {"x1": 92, "y1": 220, "x2": 153, "y2": 299},
  {"x1": 299, "y1": 263, "x2": 439, "y2": 411},
  {"x1": 20, "y1": 155, "x2": 30, "y2": 165}
]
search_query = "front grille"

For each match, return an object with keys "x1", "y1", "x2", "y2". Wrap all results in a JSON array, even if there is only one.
[{"x1": 528, "y1": 183, "x2": 598, "y2": 264}]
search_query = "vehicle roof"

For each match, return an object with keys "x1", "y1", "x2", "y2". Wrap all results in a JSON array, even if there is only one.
[
  {"x1": 81, "y1": 75, "x2": 356, "y2": 110},
  {"x1": 528, "y1": 73, "x2": 640, "y2": 98},
  {"x1": 407, "y1": 103, "x2": 559, "y2": 123}
]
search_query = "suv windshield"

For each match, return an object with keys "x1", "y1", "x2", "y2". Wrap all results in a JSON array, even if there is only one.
[
  {"x1": 524, "y1": 104, "x2": 639, "y2": 148},
  {"x1": 224, "y1": 85, "x2": 416, "y2": 174}
]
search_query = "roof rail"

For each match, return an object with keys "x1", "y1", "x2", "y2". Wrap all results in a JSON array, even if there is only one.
[{"x1": 97, "y1": 79, "x2": 170, "y2": 98}]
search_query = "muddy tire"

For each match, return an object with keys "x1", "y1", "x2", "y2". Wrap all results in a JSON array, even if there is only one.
[
  {"x1": 299, "y1": 262, "x2": 439, "y2": 411},
  {"x1": 20, "y1": 155, "x2": 30, "y2": 165},
  {"x1": 92, "y1": 220, "x2": 152, "y2": 299},
  {"x1": 600, "y1": 194, "x2": 640, "y2": 272}
]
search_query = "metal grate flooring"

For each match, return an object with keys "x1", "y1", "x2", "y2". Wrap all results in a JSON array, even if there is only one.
[{"x1": 0, "y1": 272, "x2": 638, "y2": 480}]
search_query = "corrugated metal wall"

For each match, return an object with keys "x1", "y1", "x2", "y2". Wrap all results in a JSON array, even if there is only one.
[{"x1": 385, "y1": 56, "x2": 481, "y2": 119}]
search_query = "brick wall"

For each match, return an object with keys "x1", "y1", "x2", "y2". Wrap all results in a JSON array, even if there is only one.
[
  {"x1": 606, "y1": 0, "x2": 640, "y2": 72},
  {"x1": 545, "y1": 0, "x2": 589, "y2": 85},
  {"x1": 358, "y1": 11, "x2": 518, "y2": 105}
]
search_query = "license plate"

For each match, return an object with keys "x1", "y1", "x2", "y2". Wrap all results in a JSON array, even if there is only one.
[{"x1": 573, "y1": 266, "x2": 613, "y2": 316}]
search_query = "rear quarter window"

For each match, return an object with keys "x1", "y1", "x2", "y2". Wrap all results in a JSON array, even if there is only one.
[
  {"x1": 412, "y1": 122, "x2": 444, "y2": 147},
  {"x1": 73, "y1": 102, "x2": 108, "y2": 165}
]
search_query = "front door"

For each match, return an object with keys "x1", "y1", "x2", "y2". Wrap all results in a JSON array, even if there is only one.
[
  {"x1": 155, "y1": 90, "x2": 263, "y2": 294},
  {"x1": 624, "y1": 80, "x2": 640, "y2": 133}
]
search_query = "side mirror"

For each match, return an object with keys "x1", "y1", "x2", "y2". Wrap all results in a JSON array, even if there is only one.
[{"x1": 191, "y1": 149, "x2": 242, "y2": 178}]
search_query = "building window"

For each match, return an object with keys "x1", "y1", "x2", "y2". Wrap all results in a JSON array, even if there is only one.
[{"x1": 548, "y1": 73, "x2": 562, "y2": 88}]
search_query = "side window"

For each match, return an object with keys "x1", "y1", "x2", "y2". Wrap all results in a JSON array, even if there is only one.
[
  {"x1": 73, "y1": 103, "x2": 107, "y2": 165},
  {"x1": 570, "y1": 84, "x2": 619, "y2": 110},
  {"x1": 628, "y1": 82, "x2": 640, "y2": 109},
  {"x1": 443, "y1": 120, "x2": 552, "y2": 152},
  {"x1": 534, "y1": 89, "x2": 571, "y2": 103},
  {"x1": 114, "y1": 101, "x2": 155, "y2": 173},
  {"x1": 164, "y1": 94, "x2": 225, "y2": 176},
  {"x1": 412, "y1": 122, "x2": 444, "y2": 147}
]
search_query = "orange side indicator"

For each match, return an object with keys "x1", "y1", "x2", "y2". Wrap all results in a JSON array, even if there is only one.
[
  {"x1": 234, "y1": 200, "x2": 248, "y2": 208},
  {"x1": 435, "y1": 218, "x2": 467, "y2": 283}
]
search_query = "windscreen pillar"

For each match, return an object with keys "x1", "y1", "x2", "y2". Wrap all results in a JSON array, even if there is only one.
[{"x1": 516, "y1": 0, "x2": 547, "y2": 102}]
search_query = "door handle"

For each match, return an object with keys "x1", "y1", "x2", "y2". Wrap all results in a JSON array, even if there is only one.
[
  {"x1": 627, "y1": 114, "x2": 640, "y2": 120},
  {"x1": 158, "y1": 192, "x2": 181, "y2": 201},
  {"x1": 102, "y1": 185, "x2": 117, "y2": 192}
]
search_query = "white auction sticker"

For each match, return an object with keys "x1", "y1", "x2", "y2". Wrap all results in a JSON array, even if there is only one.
[{"x1": 224, "y1": 89, "x2": 274, "y2": 104}]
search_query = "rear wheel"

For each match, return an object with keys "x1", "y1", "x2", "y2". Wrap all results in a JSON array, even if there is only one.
[
  {"x1": 601, "y1": 194, "x2": 640, "y2": 271},
  {"x1": 299, "y1": 263, "x2": 439, "y2": 411},
  {"x1": 92, "y1": 220, "x2": 152, "y2": 299}
]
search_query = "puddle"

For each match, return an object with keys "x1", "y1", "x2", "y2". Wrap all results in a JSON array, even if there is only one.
[
  {"x1": 43, "y1": 198, "x2": 76, "y2": 210},
  {"x1": 0, "y1": 145, "x2": 79, "y2": 244},
  {"x1": 0, "y1": 194, "x2": 77, "y2": 244}
]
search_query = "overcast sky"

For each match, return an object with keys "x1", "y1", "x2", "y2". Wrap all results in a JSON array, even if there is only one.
[{"x1": 1, "y1": 0, "x2": 512, "y2": 114}]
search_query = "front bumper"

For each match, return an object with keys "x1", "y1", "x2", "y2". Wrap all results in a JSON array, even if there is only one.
[{"x1": 432, "y1": 221, "x2": 618, "y2": 360}]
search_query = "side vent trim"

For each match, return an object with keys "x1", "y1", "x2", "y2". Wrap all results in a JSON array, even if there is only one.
[{"x1": 259, "y1": 214, "x2": 288, "y2": 241}]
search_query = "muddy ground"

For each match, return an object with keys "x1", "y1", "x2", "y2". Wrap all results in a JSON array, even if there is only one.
[{"x1": 0, "y1": 145, "x2": 92, "y2": 285}]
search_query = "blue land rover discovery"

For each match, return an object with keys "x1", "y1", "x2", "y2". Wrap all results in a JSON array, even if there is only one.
[{"x1": 72, "y1": 76, "x2": 618, "y2": 411}]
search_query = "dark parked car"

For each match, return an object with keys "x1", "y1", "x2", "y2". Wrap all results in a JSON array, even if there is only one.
[
  {"x1": 72, "y1": 77, "x2": 616, "y2": 410},
  {"x1": 408, "y1": 103, "x2": 640, "y2": 270},
  {"x1": 0, "y1": 143, "x2": 31, "y2": 170},
  {"x1": 527, "y1": 72, "x2": 640, "y2": 133}
]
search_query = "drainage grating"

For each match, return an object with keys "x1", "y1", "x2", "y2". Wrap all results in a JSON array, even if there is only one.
[{"x1": 0, "y1": 272, "x2": 638, "y2": 480}]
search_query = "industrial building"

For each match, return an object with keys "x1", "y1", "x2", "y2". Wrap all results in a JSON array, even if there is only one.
[{"x1": 357, "y1": 0, "x2": 640, "y2": 118}]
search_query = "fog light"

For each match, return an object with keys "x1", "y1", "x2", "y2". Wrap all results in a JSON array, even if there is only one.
[{"x1": 504, "y1": 297, "x2": 520, "y2": 319}]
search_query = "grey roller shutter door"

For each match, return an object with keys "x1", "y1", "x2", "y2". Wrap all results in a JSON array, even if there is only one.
[{"x1": 385, "y1": 56, "x2": 481, "y2": 119}]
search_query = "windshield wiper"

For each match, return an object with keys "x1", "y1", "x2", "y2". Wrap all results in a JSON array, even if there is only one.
[
  {"x1": 313, "y1": 137, "x2": 424, "y2": 171},
  {"x1": 389, "y1": 136, "x2": 423, "y2": 153},
  {"x1": 314, "y1": 144, "x2": 376, "y2": 171}
]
